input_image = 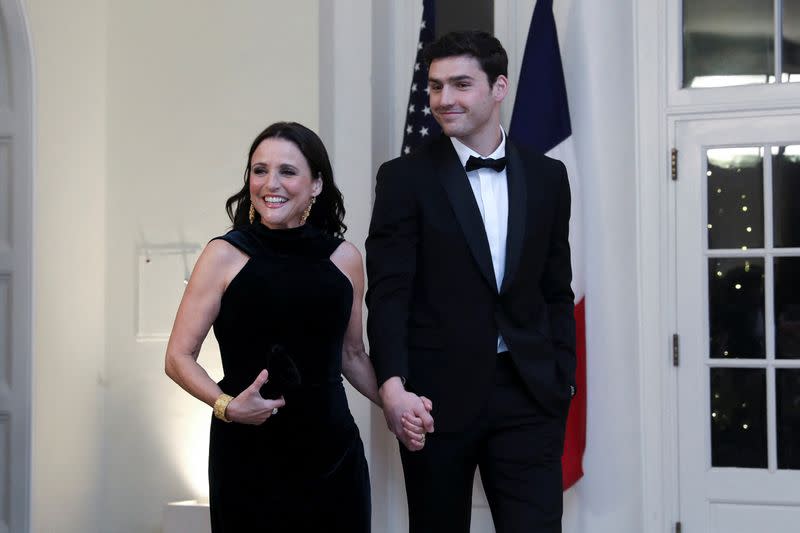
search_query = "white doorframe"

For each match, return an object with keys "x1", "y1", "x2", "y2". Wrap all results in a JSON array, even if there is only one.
[
  {"x1": 634, "y1": 0, "x2": 678, "y2": 531},
  {"x1": 0, "y1": 0, "x2": 33, "y2": 531}
]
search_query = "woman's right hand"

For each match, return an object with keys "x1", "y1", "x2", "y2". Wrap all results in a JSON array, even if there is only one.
[{"x1": 225, "y1": 370, "x2": 286, "y2": 425}]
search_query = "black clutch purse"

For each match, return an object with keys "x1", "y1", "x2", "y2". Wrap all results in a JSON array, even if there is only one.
[{"x1": 259, "y1": 344, "x2": 302, "y2": 399}]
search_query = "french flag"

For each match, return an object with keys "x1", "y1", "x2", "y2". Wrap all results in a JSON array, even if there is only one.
[{"x1": 509, "y1": 0, "x2": 586, "y2": 490}]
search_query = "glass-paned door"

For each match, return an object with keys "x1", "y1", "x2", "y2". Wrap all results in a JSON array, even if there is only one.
[{"x1": 676, "y1": 116, "x2": 800, "y2": 532}]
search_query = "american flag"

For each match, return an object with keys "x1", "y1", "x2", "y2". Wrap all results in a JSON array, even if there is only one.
[{"x1": 401, "y1": 0, "x2": 441, "y2": 155}]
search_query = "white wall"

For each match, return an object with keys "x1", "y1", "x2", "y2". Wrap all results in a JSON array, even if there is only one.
[
  {"x1": 101, "y1": 1, "x2": 319, "y2": 531},
  {"x1": 25, "y1": 1, "x2": 108, "y2": 532}
]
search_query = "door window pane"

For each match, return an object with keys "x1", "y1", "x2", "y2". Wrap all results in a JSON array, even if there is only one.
[
  {"x1": 773, "y1": 146, "x2": 800, "y2": 247},
  {"x1": 684, "y1": 0, "x2": 774, "y2": 87},
  {"x1": 776, "y1": 369, "x2": 800, "y2": 469},
  {"x1": 783, "y1": 1, "x2": 800, "y2": 81},
  {"x1": 710, "y1": 368, "x2": 767, "y2": 468},
  {"x1": 707, "y1": 148, "x2": 764, "y2": 250},
  {"x1": 709, "y1": 257, "x2": 765, "y2": 359},
  {"x1": 774, "y1": 257, "x2": 800, "y2": 359}
]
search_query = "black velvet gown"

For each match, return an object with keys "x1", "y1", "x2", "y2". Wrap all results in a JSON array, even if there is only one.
[{"x1": 208, "y1": 223, "x2": 370, "y2": 532}]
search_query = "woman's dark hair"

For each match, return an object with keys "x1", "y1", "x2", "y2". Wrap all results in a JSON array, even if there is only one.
[
  {"x1": 225, "y1": 122, "x2": 347, "y2": 238},
  {"x1": 423, "y1": 30, "x2": 508, "y2": 86}
]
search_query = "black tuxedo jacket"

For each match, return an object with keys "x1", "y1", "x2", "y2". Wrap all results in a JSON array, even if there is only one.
[{"x1": 366, "y1": 135, "x2": 576, "y2": 432}]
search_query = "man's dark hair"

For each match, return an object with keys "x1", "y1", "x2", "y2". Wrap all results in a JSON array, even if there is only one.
[{"x1": 423, "y1": 30, "x2": 508, "y2": 86}]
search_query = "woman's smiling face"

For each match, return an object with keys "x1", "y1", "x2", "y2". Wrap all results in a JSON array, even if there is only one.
[{"x1": 249, "y1": 137, "x2": 322, "y2": 229}]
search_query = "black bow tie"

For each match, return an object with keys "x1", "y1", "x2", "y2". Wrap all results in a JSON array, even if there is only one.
[{"x1": 465, "y1": 155, "x2": 507, "y2": 172}]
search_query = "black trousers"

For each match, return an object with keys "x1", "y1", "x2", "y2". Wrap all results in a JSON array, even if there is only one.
[{"x1": 399, "y1": 353, "x2": 567, "y2": 533}]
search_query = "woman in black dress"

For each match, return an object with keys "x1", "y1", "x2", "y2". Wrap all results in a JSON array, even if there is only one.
[{"x1": 165, "y1": 122, "x2": 431, "y2": 532}]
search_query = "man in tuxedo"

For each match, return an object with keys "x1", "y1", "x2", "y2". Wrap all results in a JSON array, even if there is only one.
[{"x1": 366, "y1": 31, "x2": 576, "y2": 533}]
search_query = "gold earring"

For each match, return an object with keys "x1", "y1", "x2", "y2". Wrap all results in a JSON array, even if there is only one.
[
  {"x1": 300, "y1": 196, "x2": 316, "y2": 225},
  {"x1": 249, "y1": 203, "x2": 256, "y2": 224}
]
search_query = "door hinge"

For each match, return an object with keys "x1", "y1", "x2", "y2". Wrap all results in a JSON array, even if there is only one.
[
  {"x1": 672, "y1": 333, "x2": 679, "y2": 366},
  {"x1": 675, "y1": 521, "x2": 682, "y2": 533},
  {"x1": 671, "y1": 148, "x2": 678, "y2": 181}
]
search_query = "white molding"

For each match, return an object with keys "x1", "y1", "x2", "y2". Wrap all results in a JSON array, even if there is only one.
[
  {"x1": 634, "y1": 0, "x2": 675, "y2": 531},
  {"x1": 493, "y1": 0, "x2": 518, "y2": 128},
  {"x1": 0, "y1": 1, "x2": 33, "y2": 532},
  {"x1": 369, "y1": 5, "x2": 395, "y2": 530},
  {"x1": 370, "y1": 0, "x2": 395, "y2": 185},
  {"x1": 666, "y1": 89, "x2": 800, "y2": 116},
  {"x1": 391, "y1": 0, "x2": 422, "y2": 156},
  {"x1": 668, "y1": 106, "x2": 800, "y2": 122},
  {"x1": 369, "y1": 3, "x2": 420, "y2": 531},
  {"x1": 162, "y1": 501, "x2": 211, "y2": 533}
]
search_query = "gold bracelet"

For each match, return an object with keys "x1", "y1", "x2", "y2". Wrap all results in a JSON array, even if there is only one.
[{"x1": 213, "y1": 394, "x2": 234, "y2": 423}]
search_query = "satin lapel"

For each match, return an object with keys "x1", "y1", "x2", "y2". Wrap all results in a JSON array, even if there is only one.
[
  {"x1": 433, "y1": 138, "x2": 497, "y2": 291},
  {"x1": 500, "y1": 142, "x2": 528, "y2": 294}
]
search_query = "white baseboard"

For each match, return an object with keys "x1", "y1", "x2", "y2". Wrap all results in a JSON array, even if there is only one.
[{"x1": 163, "y1": 500, "x2": 211, "y2": 533}]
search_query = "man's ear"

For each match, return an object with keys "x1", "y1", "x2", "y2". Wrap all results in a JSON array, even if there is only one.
[{"x1": 493, "y1": 75, "x2": 510, "y2": 102}]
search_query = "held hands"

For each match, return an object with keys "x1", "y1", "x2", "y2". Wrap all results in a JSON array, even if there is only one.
[
  {"x1": 225, "y1": 370, "x2": 286, "y2": 425},
  {"x1": 380, "y1": 377, "x2": 435, "y2": 452},
  {"x1": 400, "y1": 396, "x2": 433, "y2": 451}
]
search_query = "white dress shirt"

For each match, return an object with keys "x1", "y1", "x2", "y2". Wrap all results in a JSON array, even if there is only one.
[{"x1": 450, "y1": 127, "x2": 509, "y2": 354}]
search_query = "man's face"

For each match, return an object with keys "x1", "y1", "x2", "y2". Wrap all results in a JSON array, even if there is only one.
[{"x1": 427, "y1": 55, "x2": 507, "y2": 144}]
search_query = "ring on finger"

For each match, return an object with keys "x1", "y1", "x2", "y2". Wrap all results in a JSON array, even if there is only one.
[{"x1": 272, "y1": 407, "x2": 279, "y2": 415}]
